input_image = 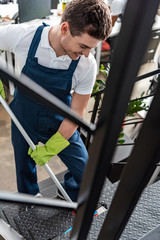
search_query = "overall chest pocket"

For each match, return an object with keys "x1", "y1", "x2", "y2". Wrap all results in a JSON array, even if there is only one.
[{"x1": 25, "y1": 60, "x2": 71, "y2": 91}]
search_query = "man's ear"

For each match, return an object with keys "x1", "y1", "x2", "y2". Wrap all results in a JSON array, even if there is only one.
[{"x1": 61, "y1": 22, "x2": 70, "y2": 35}]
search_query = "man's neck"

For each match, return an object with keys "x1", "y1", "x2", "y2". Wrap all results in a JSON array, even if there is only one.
[{"x1": 49, "y1": 25, "x2": 67, "y2": 57}]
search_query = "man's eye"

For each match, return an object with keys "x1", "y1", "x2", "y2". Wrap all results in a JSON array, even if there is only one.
[{"x1": 80, "y1": 45, "x2": 86, "y2": 49}]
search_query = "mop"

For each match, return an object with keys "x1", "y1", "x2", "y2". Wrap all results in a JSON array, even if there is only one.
[{"x1": 0, "y1": 94, "x2": 73, "y2": 203}]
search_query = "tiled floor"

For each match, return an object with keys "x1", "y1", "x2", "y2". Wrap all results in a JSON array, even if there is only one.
[{"x1": 0, "y1": 43, "x2": 159, "y2": 193}]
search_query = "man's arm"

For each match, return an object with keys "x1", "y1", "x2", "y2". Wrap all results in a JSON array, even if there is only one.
[
  {"x1": 28, "y1": 92, "x2": 91, "y2": 166},
  {"x1": 58, "y1": 92, "x2": 90, "y2": 140}
]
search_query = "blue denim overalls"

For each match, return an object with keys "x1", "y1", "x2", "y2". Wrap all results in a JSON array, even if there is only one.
[{"x1": 10, "y1": 23, "x2": 88, "y2": 201}]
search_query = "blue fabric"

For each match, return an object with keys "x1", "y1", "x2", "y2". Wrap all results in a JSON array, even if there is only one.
[{"x1": 10, "y1": 23, "x2": 88, "y2": 201}]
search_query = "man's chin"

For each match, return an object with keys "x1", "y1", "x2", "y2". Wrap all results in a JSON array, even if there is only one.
[{"x1": 69, "y1": 53, "x2": 81, "y2": 60}]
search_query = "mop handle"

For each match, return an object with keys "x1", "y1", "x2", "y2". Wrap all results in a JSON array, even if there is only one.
[{"x1": 0, "y1": 95, "x2": 73, "y2": 203}]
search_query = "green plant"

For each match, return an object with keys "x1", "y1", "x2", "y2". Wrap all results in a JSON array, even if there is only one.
[
  {"x1": 118, "y1": 127, "x2": 125, "y2": 144},
  {"x1": 92, "y1": 65, "x2": 149, "y2": 144},
  {"x1": 92, "y1": 63, "x2": 110, "y2": 95},
  {"x1": 126, "y1": 92, "x2": 149, "y2": 117},
  {"x1": 0, "y1": 50, "x2": 4, "y2": 55},
  {"x1": 99, "y1": 63, "x2": 110, "y2": 77}
]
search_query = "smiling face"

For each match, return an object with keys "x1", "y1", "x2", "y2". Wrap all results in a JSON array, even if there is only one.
[{"x1": 60, "y1": 22, "x2": 100, "y2": 60}]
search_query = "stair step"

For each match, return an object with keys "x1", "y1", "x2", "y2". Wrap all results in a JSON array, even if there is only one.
[
  {"x1": 55, "y1": 210, "x2": 108, "y2": 240},
  {"x1": 0, "y1": 202, "x2": 10, "y2": 223},
  {"x1": 39, "y1": 171, "x2": 65, "y2": 199},
  {"x1": 2, "y1": 172, "x2": 160, "y2": 239},
  {"x1": 0, "y1": 219, "x2": 24, "y2": 240},
  {"x1": 14, "y1": 206, "x2": 74, "y2": 240},
  {"x1": 139, "y1": 225, "x2": 160, "y2": 240},
  {"x1": 0, "y1": 172, "x2": 73, "y2": 240},
  {"x1": 2, "y1": 205, "x2": 27, "y2": 234}
]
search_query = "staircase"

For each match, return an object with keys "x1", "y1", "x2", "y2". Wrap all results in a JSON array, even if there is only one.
[
  {"x1": 0, "y1": 172, "x2": 74, "y2": 240},
  {"x1": 1, "y1": 171, "x2": 160, "y2": 239}
]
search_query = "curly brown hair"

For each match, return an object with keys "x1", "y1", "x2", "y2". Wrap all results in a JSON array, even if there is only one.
[{"x1": 61, "y1": 0, "x2": 112, "y2": 40}]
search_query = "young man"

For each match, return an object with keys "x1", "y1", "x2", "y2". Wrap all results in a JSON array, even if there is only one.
[{"x1": 0, "y1": 0, "x2": 112, "y2": 201}]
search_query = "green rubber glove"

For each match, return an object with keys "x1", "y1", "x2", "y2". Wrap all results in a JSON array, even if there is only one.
[
  {"x1": 0, "y1": 80, "x2": 5, "y2": 99},
  {"x1": 28, "y1": 131, "x2": 70, "y2": 166}
]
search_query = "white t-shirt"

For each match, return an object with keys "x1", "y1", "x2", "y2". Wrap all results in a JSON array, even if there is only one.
[{"x1": 0, "y1": 24, "x2": 97, "y2": 95}]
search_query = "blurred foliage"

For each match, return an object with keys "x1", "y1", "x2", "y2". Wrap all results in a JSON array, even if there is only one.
[
  {"x1": 92, "y1": 63, "x2": 110, "y2": 95},
  {"x1": 126, "y1": 92, "x2": 149, "y2": 117},
  {"x1": 92, "y1": 64, "x2": 149, "y2": 144},
  {"x1": 0, "y1": 49, "x2": 4, "y2": 55}
]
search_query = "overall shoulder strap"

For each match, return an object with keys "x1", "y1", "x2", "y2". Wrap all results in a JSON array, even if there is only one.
[
  {"x1": 27, "y1": 23, "x2": 49, "y2": 59},
  {"x1": 68, "y1": 57, "x2": 80, "y2": 74}
]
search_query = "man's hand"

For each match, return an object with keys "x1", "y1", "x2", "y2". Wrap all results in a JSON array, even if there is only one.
[
  {"x1": 28, "y1": 145, "x2": 54, "y2": 166},
  {"x1": 0, "y1": 80, "x2": 5, "y2": 99},
  {"x1": 28, "y1": 131, "x2": 70, "y2": 166}
]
